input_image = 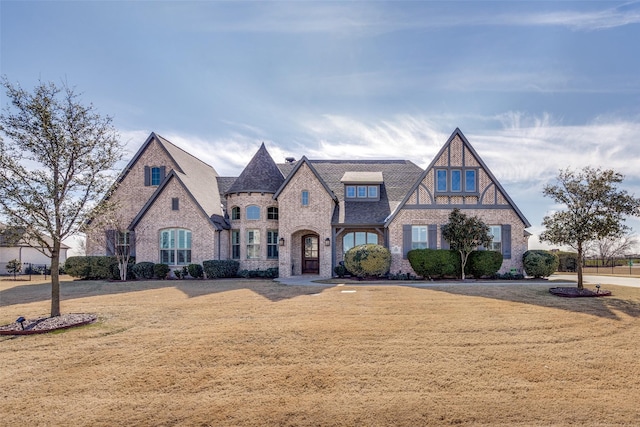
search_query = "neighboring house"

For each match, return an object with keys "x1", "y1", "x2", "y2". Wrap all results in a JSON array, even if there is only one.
[
  {"x1": 87, "y1": 128, "x2": 531, "y2": 278},
  {"x1": 0, "y1": 224, "x2": 69, "y2": 274}
]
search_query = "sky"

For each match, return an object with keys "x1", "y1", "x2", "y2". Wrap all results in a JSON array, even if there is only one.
[{"x1": 2, "y1": 0, "x2": 640, "y2": 254}]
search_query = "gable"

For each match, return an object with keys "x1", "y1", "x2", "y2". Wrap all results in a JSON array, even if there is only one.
[{"x1": 390, "y1": 128, "x2": 530, "y2": 227}]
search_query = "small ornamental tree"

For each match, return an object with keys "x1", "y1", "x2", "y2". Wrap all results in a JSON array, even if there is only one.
[
  {"x1": 6, "y1": 258, "x2": 22, "y2": 279},
  {"x1": 441, "y1": 208, "x2": 492, "y2": 280},
  {"x1": 344, "y1": 244, "x2": 391, "y2": 278},
  {"x1": 539, "y1": 167, "x2": 640, "y2": 289}
]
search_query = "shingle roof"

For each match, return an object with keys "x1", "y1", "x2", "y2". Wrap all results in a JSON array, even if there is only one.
[
  {"x1": 278, "y1": 159, "x2": 423, "y2": 225},
  {"x1": 226, "y1": 143, "x2": 284, "y2": 194}
]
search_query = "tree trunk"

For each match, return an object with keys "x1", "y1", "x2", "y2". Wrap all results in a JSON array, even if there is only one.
[
  {"x1": 576, "y1": 242, "x2": 584, "y2": 290},
  {"x1": 460, "y1": 250, "x2": 466, "y2": 280},
  {"x1": 50, "y1": 241, "x2": 61, "y2": 317}
]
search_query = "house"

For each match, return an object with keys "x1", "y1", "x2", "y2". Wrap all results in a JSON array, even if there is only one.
[
  {"x1": 0, "y1": 224, "x2": 69, "y2": 274},
  {"x1": 86, "y1": 128, "x2": 531, "y2": 278}
]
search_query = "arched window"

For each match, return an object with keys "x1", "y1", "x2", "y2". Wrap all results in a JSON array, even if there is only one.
[
  {"x1": 159, "y1": 228, "x2": 192, "y2": 265},
  {"x1": 246, "y1": 205, "x2": 260, "y2": 220},
  {"x1": 342, "y1": 232, "x2": 378, "y2": 254},
  {"x1": 231, "y1": 206, "x2": 240, "y2": 220}
]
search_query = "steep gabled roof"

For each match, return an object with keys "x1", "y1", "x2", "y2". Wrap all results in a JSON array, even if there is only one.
[
  {"x1": 386, "y1": 128, "x2": 531, "y2": 227},
  {"x1": 129, "y1": 170, "x2": 226, "y2": 230},
  {"x1": 276, "y1": 159, "x2": 423, "y2": 225},
  {"x1": 226, "y1": 143, "x2": 284, "y2": 194},
  {"x1": 273, "y1": 156, "x2": 339, "y2": 203},
  {"x1": 121, "y1": 133, "x2": 224, "y2": 229}
]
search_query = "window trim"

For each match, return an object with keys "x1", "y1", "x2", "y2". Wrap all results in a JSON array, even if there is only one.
[
  {"x1": 301, "y1": 190, "x2": 309, "y2": 206},
  {"x1": 411, "y1": 225, "x2": 429, "y2": 250},
  {"x1": 451, "y1": 169, "x2": 462, "y2": 192},
  {"x1": 159, "y1": 228, "x2": 192, "y2": 265},
  {"x1": 267, "y1": 206, "x2": 279, "y2": 220},
  {"x1": 231, "y1": 206, "x2": 240, "y2": 220},
  {"x1": 488, "y1": 225, "x2": 502, "y2": 253},
  {"x1": 231, "y1": 230, "x2": 240, "y2": 259},
  {"x1": 246, "y1": 229, "x2": 261, "y2": 259},
  {"x1": 436, "y1": 170, "x2": 447, "y2": 192},
  {"x1": 267, "y1": 230, "x2": 279, "y2": 259},
  {"x1": 246, "y1": 205, "x2": 260, "y2": 220}
]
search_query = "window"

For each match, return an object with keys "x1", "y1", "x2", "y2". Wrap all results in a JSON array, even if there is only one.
[
  {"x1": 160, "y1": 229, "x2": 191, "y2": 265},
  {"x1": 151, "y1": 167, "x2": 162, "y2": 186},
  {"x1": 411, "y1": 226, "x2": 428, "y2": 250},
  {"x1": 172, "y1": 197, "x2": 179, "y2": 211},
  {"x1": 367, "y1": 186, "x2": 378, "y2": 198},
  {"x1": 231, "y1": 230, "x2": 240, "y2": 259},
  {"x1": 267, "y1": 230, "x2": 279, "y2": 259},
  {"x1": 345, "y1": 185, "x2": 379, "y2": 199},
  {"x1": 267, "y1": 207, "x2": 279, "y2": 220},
  {"x1": 465, "y1": 170, "x2": 476, "y2": 192},
  {"x1": 246, "y1": 229, "x2": 260, "y2": 259},
  {"x1": 116, "y1": 231, "x2": 130, "y2": 256},
  {"x1": 231, "y1": 206, "x2": 240, "y2": 220},
  {"x1": 342, "y1": 232, "x2": 378, "y2": 253},
  {"x1": 488, "y1": 225, "x2": 502, "y2": 252},
  {"x1": 436, "y1": 170, "x2": 447, "y2": 192},
  {"x1": 301, "y1": 190, "x2": 309, "y2": 206},
  {"x1": 246, "y1": 205, "x2": 260, "y2": 220},
  {"x1": 451, "y1": 170, "x2": 462, "y2": 192}
]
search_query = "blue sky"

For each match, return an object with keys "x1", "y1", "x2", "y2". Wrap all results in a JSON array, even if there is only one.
[{"x1": 2, "y1": 1, "x2": 640, "y2": 252}]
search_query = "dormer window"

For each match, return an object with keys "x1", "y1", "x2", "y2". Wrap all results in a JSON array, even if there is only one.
[{"x1": 341, "y1": 171, "x2": 383, "y2": 202}]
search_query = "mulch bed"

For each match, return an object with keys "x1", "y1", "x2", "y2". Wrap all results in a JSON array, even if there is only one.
[
  {"x1": 0, "y1": 313, "x2": 97, "y2": 335},
  {"x1": 549, "y1": 287, "x2": 612, "y2": 298}
]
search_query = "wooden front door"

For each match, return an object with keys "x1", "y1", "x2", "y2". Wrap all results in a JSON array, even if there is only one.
[{"x1": 302, "y1": 234, "x2": 319, "y2": 274}]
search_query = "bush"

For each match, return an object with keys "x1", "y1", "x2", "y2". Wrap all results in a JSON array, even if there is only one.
[
  {"x1": 466, "y1": 251, "x2": 503, "y2": 279},
  {"x1": 334, "y1": 264, "x2": 347, "y2": 278},
  {"x1": 523, "y1": 250, "x2": 559, "y2": 278},
  {"x1": 237, "y1": 268, "x2": 279, "y2": 279},
  {"x1": 65, "y1": 256, "x2": 118, "y2": 280},
  {"x1": 187, "y1": 263, "x2": 204, "y2": 279},
  {"x1": 153, "y1": 263, "x2": 170, "y2": 279},
  {"x1": 344, "y1": 244, "x2": 391, "y2": 278},
  {"x1": 132, "y1": 262, "x2": 155, "y2": 279},
  {"x1": 407, "y1": 249, "x2": 460, "y2": 279},
  {"x1": 557, "y1": 251, "x2": 578, "y2": 272},
  {"x1": 202, "y1": 260, "x2": 239, "y2": 279}
]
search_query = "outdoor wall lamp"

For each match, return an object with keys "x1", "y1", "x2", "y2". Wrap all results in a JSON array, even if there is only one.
[
  {"x1": 279, "y1": 237, "x2": 285, "y2": 246},
  {"x1": 324, "y1": 237, "x2": 331, "y2": 246}
]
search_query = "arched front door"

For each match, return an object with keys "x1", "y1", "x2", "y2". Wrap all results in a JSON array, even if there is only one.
[{"x1": 302, "y1": 234, "x2": 319, "y2": 274}]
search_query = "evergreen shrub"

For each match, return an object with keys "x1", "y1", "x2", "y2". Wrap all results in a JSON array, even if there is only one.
[
  {"x1": 153, "y1": 263, "x2": 170, "y2": 279},
  {"x1": 467, "y1": 250, "x2": 503, "y2": 278},
  {"x1": 407, "y1": 249, "x2": 459, "y2": 279},
  {"x1": 523, "y1": 250, "x2": 559, "y2": 278},
  {"x1": 202, "y1": 260, "x2": 239, "y2": 278},
  {"x1": 344, "y1": 244, "x2": 391, "y2": 278},
  {"x1": 132, "y1": 262, "x2": 155, "y2": 279},
  {"x1": 187, "y1": 263, "x2": 204, "y2": 279}
]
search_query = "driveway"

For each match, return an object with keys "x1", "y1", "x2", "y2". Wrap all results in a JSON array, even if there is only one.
[{"x1": 550, "y1": 274, "x2": 640, "y2": 288}]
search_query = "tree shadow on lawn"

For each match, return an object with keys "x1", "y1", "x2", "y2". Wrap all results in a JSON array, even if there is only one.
[
  {"x1": 0, "y1": 278, "x2": 334, "y2": 308},
  {"x1": 420, "y1": 283, "x2": 640, "y2": 320}
]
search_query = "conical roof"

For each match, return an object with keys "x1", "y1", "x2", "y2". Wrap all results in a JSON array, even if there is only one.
[{"x1": 226, "y1": 143, "x2": 284, "y2": 194}]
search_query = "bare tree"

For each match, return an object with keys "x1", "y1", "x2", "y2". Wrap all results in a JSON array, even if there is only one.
[
  {"x1": 593, "y1": 234, "x2": 638, "y2": 267},
  {"x1": 0, "y1": 78, "x2": 122, "y2": 316}
]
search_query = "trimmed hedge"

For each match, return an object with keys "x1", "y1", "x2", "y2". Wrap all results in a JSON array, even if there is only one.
[
  {"x1": 467, "y1": 251, "x2": 503, "y2": 279},
  {"x1": 65, "y1": 256, "x2": 119, "y2": 280},
  {"x1": 187, "y1": 263, "x2": 204, "y2": 279},
  {"x1": 153, "y1": 263, "x2": 170, "y2": 279},
  {"x1": 523, "y1": 250, "x2": 559, "y2": 278},
  {"x1": 203, "y1": 260, "x2": 239, "y2": 279},
  {"x1": 237, "y1": 268, "x2": 279, "y2": 279},
  {"x1": 132, "y1": 262, "x2": 155, "y2": 279},
  {"x1": 407, "y1": 249, "x2": 460, "y2": 279},
  {"x1": 344, "y1": 244, "x2": 392, "y2": 278}
]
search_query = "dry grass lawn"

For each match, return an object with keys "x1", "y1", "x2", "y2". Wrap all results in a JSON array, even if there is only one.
[{"x1": 1, "y1": 277, "x2": 639, "y2": 426}]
